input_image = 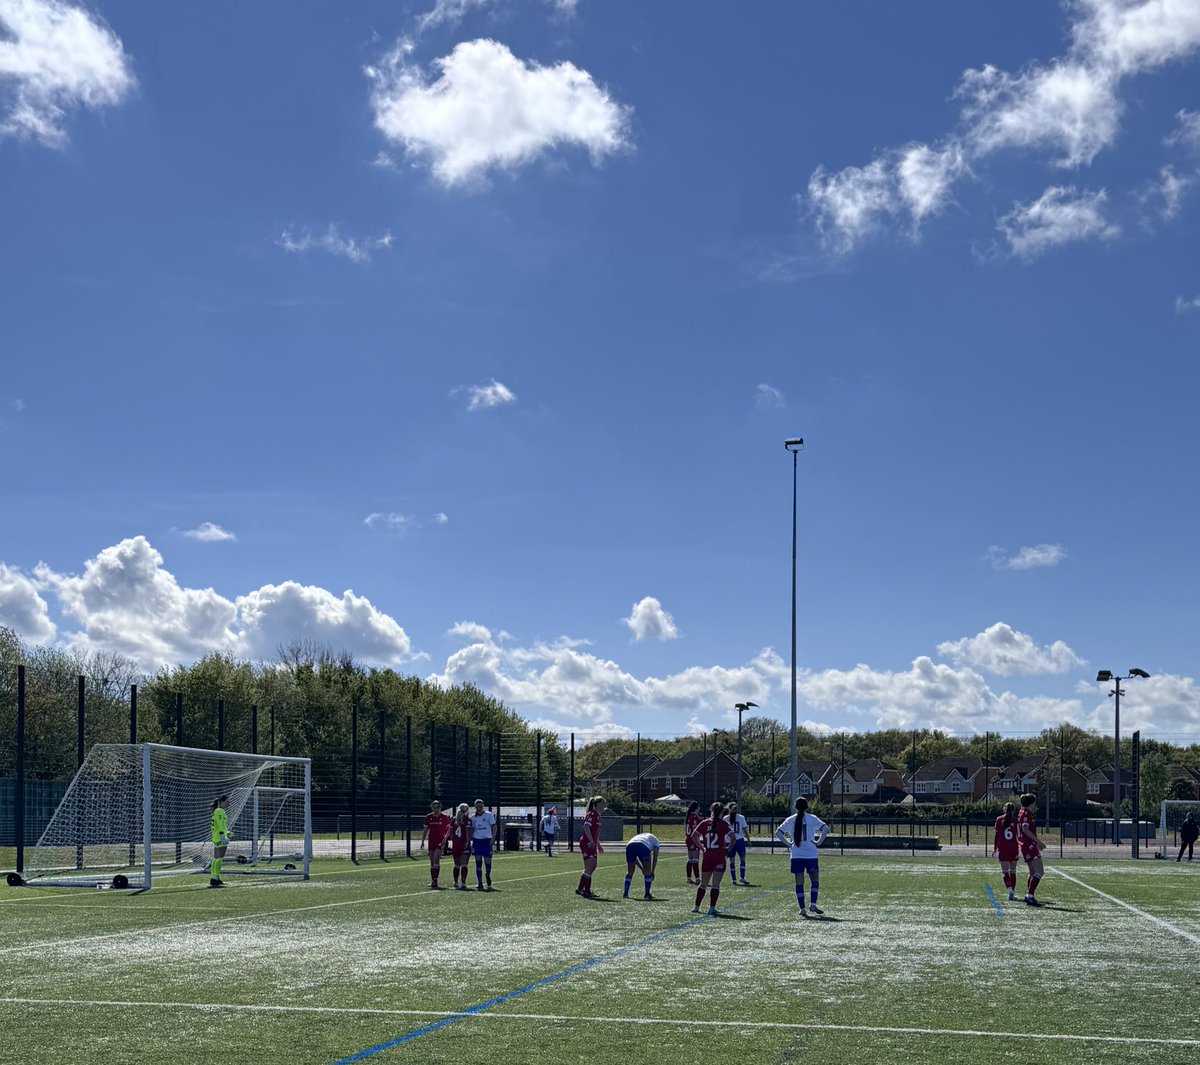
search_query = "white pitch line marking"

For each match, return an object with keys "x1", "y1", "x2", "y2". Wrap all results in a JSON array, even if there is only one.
[
  {"x1": 0, "y1": 861, "x2": 608, "y2": 957},
  {"x1": 1, "y1": 998, "x2": 1196, "y2": 1048},
  {"x1": 1050, "y1": 867, "x2": 1200, "y2": 947}
]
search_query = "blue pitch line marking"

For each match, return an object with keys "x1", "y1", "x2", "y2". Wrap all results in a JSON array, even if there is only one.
[
  {"x1": 984, "y1": 884, "x2": 1004, "y2": 917},
  {"x1": 330, "y1": 884, "x2": 790, "y2": 1064}
]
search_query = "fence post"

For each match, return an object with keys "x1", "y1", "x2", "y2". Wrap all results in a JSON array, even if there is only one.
[
  {"x1": 251, "y1": 705, "x2": 258, "y2": 755},
  {"x1": 176, "y1": 692, "x2": 184, "y2": 746},
  {"x1": 76, "y1": 675, "x2": 85, "y2": 869},
  {"x1": 569, "y1": 732, "x2": 576, "y2": 852},
  {"x1": 1132, "y1": 730, "x2": 1141, "y2": 859},
  {"x1": 351, "y1": 701, "x2": 359, "y2": 863},
  {"x1": 217, "y1": 699, "x2": 225, "y2": 751},
  {"x1": 635, "y1": 733, "x2": 642, "y2": 833},
  {"x1": 536, "y1": 732, "x2": 543, "y2": 852},
  {"x1": 495, "y1": 733, "x2": 502, "y2": 826},
  {"x1": 464, "y1": 726, "x2": 470, "y2": 803},
  {"x1": 405, "y1": 715, "x2": 412, "y2": 858},
  {"x1": 429, "y1": 721, "x2": 437, "y2": 802},
  {"x1": 1060, "y1": 726, "x2": 1065, "y2": 860},
  {"x1": 130, "y1": 684, "x2": 138, "y2": 744},
  {"x1": 379, "y1": 707, "x2": 387, "y2": 862},
  {"x1": 16, "y1": 665, "x2": 25, "y2": 874},
  {"x1": 840, "y1": 731, "x2": 846, "y2": 856}
]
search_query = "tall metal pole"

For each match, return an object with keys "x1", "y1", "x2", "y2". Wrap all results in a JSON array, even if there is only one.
[
  {"x1": 16, "y1": 665, "x2": 25, "y2": 874},
  {"x1": 737, "y1": 709, "x2": 744, "y2": 809},
  {"x1": 351, "y1": 701, "x2": 359, "y2": 863},
  {"x1": 636, "y1": 733, "x2": 642, "y2": 833},
  {"x1": 379, "y1": 707, "x2": 387, "y2": 862},
  {"x1": 569, "y1": 733, "x2": 576, "y2": 853},
  {"x1": 1113, "y1": 683, "x2": 1121, "y2": 846},
  {"x1": 130, "y1": 684, "x2": 137, "y2": 744},
  {"x1": 251, "y1": 705, "x2": 258, "y2": 755},
  {"x1": 789, "y1": 443, "x2": 799, "y2": 802},
  {"x1": 405, "y1": 715, "x2": 412, "y2": 858},
  {"x1": 217, "y1": 698, "x2": 225, "y2": 751}
]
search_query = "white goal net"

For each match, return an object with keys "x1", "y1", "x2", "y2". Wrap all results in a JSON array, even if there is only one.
[
  {"x1": 16, "y1": 744, "x2": 311, "y2": 889},
  {"x1": 1158, "y1": 800, "x2": 1200, "y2": 859}
]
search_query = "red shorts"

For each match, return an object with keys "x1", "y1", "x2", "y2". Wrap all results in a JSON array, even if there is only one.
[
  {"x1": 428, "y1": 837, "x2": 447, "y2": 853},
  {"x1": 701, "y1": 852, "x2": 726, "y2": 874},
  {"x1": 995, "y1": 847, "x2": 1019, "y2": 863},
  {"x1": 1021, "y1": 845, "x2": 1040, "y2": 862},
  {"x1": 580, "y1": 841, "x2": 597, "y2": 859},
  {"x1": 451, "y1": 844, "x2": 469, "y2": 859}
]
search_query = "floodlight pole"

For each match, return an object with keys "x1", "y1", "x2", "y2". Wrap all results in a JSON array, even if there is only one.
[
  {"x1": 1097, "y1": 669, "x2": 1149, "y2": 846},
  {"x1": 785, "y1": 438, "x2": 804, "y2": 803},
  {"x1": 734, "y1": 702, "x2": 757, "y2": 808}
]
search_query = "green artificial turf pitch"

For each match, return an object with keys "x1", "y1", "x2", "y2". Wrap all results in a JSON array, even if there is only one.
[{"x1": 1, "y1": 851, "x2": 1197, "y2": 1064}]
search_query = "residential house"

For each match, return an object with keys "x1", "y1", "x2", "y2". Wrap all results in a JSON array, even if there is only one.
[
  {"x1": 991, "y1": 755, "x2": 1088, "y2": 810},
  {"x1": 642, "y1": 750, "x2": 747, "y2": 802},
  {"x1": 1169, "y1": 766, "x2": 1200, "y2": 800},
  {"x1": 766, "y1": 762, "x2": 837, "y2": 802},
  {"x1": 592, "y1": 755, "x2": 659, "y2": 800},
  {"x1": 1086, "y1": 764, "x2": 1132, "y2": 804},
  {"x1": 829, "y1": 759, "x2": 908, "y2": 804},
  {"x1": 909, "y1": 756, "x2": 989, "y2": 802}
]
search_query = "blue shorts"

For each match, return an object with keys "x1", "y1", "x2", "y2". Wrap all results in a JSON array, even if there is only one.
[
  {"x1": 730, "y1": 838, "x2": 748, "y2": 858},
  {"x1": 790, "y1": 857, "x2": 819, "y2": 878},
  {"x1": 625, "y1": 842, "x2": 652, "y2": 864},
  {"x1": 543, "y1": 832, "x2": 555, "y2": 841},
  {"x1": 474, "y1": 837, "x2": 493, "y2": 859}
]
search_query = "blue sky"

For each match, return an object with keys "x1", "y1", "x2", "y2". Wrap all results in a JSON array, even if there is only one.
[{"x1": 2, "y1": 0, "x2": 1199, "y2": 742}]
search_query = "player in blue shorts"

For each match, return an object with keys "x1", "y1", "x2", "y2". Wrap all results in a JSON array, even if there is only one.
[
  {"x1": 623, "y1": 832, "x2": 660, "y2": 898},
  {"x1": 775, "y1": 796, "x2": 829, "y2": 918},
  {"x1": 727, "y1": 802, "x2": 749, "y2": 884},
  {"x1": 470, "y1": 799, "x2": 497, "y2": 890}
]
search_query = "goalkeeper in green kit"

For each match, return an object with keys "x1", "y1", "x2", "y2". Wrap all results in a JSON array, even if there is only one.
[{"x1": 209, "y1": 796, "x2": 229, "y2": 888}]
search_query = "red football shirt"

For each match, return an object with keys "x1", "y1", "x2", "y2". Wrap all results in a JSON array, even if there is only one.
[
  {"x1": 425, "y1": 812, "x2": 451, "y2": 846},
  {"x1": 686, "y1": 812, "x2": 700, "y2": 841},
  {"x1": 449, "y1": 817, "x2": 472, "y2": 849},
  {"x1": 693, "y1": 817, "x2": 732, "y2": 859},
  {"x1": 582, "y1": 809, "x2": 602, "y2": 848},
  {"x1": 1017, "y1": 808, "x2": 1038, "y2": 853},
  {"x1": 994, "y1": 815, "x2": 1019, "y2": 858}
]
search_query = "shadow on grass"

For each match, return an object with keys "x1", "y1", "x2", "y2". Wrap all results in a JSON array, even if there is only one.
[{"x1": 710, "y1": 911, "x2": 753, "y2": 921}]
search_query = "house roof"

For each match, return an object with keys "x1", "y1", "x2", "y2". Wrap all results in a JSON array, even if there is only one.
[
  {"x1": 1000, "y1": 755, "x2": 1047, "y2": 778},
  {"x1": 653, "y1": 750, "x2": 746, "y2": 779},
  {"x1": 594, "y1": 754, "x2": 659, "y2": 780},
  {"x1": 913, "y1": 756, "x2": 983, "y2": 782},
  {"x1": 1088, "y1": 764, "x2": 1122, "y2": 783},
  {"x1": 1170, "y1": 766, "x2": 1200, "y2": 782},
  {"x1": 771, "y1": 762, "x2": 835, "y2": 783},
  {"x1": 840, "y1": 758, "x2": 892, "y2": 782}
]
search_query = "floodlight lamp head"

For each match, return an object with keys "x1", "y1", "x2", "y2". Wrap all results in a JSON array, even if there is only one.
[
  {"x1": 1096, "y1": 670, "x2": 1113, "y2": 682},
  {"x1": 784, "y1": 437, "x2": 804, "y2": 451},
  {"x1": 1129, "y1": 668, "x2": 1150, "y2": 679}
]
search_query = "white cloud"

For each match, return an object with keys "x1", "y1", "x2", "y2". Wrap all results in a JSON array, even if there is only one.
[
  {"x1": 462, "y1": 379, "x2": 517, "y2": 411},
  {"x1": 1176, "y1": 294, "x2": 1200, "y2": 313},
  {"x1": 364, "y1": 512, "x2": 417, "y2": 532},
  {"x1": 806, "y1": 0, "x2": 1200, "y2": 252},
  {"x1": 0, "y1": 562, "x2": 55, "y2": 642},
  {"x1": 1168, "y1": 107, "x2": 1200, "y2": 151},
  {"x1": 366, "y1": 37, "x2": 630, "y2": 187},
  {"x1": 235, "y1": 582, "x2": 412, "y2": 665},
  {"x1": 429, "y1": 624, "x2": 781, "y2": 728},
  {"x1": 1141, "y1": 163, "x2": 1194, "y2": 219},
  {"x1": 754, "y1": 383, "x2": 786, "y2": 408},
  {"x1": 998, "y1": 186, "x2": 1118, "y2": 258},
  {"x1": 1078, "y1": 672, "x2": 1200, "y2": 733},
  {"x1": 415, "y1": 0, "x2": 579, "y2": 36},
  {"x1": 937, "y1": 622, "x2": 1084, "y2": 677},
  {"x1": 24, "y1": 537, "x2": 413, "y2": 670},
  {"x1": 277, "y1": 225, "x2": 393, "y2": 264},
  {"x1": 987, "y1": 543, "x2": 1068, "y2": 570},
  {"x1": 181, "y1": 522, "x2": 236, "y2": 543},
  {"x1": 0, "y1": 0, "x2": 135, "y2": 146},
  {"x1": 432, "y1": 512, "x2": 449, "y2": 524},
  {"x1": 622, "y1": 596, "x2": 678, "y2": 642}
]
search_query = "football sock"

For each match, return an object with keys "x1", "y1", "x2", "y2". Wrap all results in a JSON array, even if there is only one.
[
  {"x1": 739, "y1": 860, "x2": 746, "y2": 880},
  {"x1": 644, "y1": 876, "x2": 653, "y2": 896},
  {"x1": 624, "y1": 875, "x2": 632, "y2": 897},
  {"x1": 709, "y1": 888, "x2": 720, "y2": 908},
  {"x1": 1027, "y1": 874, "x2": 1040, "y2": 896},
  {"x1": 211, "y1": 858, "x2": 222, "y2": 880},
  {"x1": 432, "y1": 868, "x2": 439, "y2": 887},
  {"x1": 485, "y1": 862, "x2": 492, "y2": 885},
  {"x1": 810, "y1": 879, "x2": 819, "y2": 906},
  {"x1": 695, "y1": 886, "x2": 706, "y2": 908},
  {"x1": 796, "y1": 884, "x2": 805, "y2": 910},
  {"x1": 476, "y1": 857, "x2": 483, "y2": 885},
  {"x1": 580, "y1": 872, "x2": 592, "y2": 894}
]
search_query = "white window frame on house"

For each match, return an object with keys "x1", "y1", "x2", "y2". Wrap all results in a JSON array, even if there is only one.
[
  {"x1": 663, "y1": 777, "x2": 671, "y2": 791},
  {"x1": 1088, "y1": 782, "x2": 1099, "y2": 795}
]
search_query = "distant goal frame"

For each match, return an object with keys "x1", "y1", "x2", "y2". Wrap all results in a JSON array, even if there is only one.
[{"x1": 1157, "y1": 799, "x2": 1200, "y2": 859}]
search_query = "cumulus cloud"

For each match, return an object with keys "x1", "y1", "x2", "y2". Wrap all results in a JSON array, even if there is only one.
[
  {"x1": 428, "y1": 624, "x2": 782, "y2": 728},
  {"x1": 0, "y1": 0, "x2": 135, "y2": 146},
  {"x1": 277, "y1": 225, "x2": 393, "y2": 264},
  {"x1": 937, "y1": 622, "x2": 1084, "y2": 676},
  {"x1": 1078, "y1": 672, "x2": 1200, "y2": 733},
  {"x1": 461, "y1": 379, "x2": 517, "y2": 411},
  {"x1": 1176, "y1": 294, "x2": 1200, "y2": 313},
  {"x1": 622, "y1": 596, "x2": 678, "y2": 642},
  {"x1": 181, "y1": 522, "x2": 236, "y2": 543},
  {"x1": 364, "y1": 512, "x2": 417, "y2": 533},
  {"x1": 998, "y1": 186, "x2": 1118, "y2": 257},
  {"x1": 987, "y1": 543, "x2": 1068, "y2": 570},
  {"x1": 24, "y1": 537, "x2": 413, "y2": 670},
  {"x1": 432, "y1": 512, "x2": 449, "y2": 524},
  {"x1": 0, "y1": 562, "x2": 56, "y2": 642},
  {"x1": 807, "y1": 0, "x2": 1200, "y2": 252},
  {"x1": 366, "y1": 37, "x2": 629, "y2": 187},
  {"x1": 1168, "y1": 107, "x2": 1200, "y2": 151}
]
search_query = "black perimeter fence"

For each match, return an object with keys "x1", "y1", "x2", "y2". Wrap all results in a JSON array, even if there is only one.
[{"x1": 3, "y1": 665, "x2": 1198, "y2": 872}]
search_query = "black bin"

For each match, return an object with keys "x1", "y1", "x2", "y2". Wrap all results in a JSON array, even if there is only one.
[{"x1": 504, "y1": 824, "x2": 522, "y2": 852}]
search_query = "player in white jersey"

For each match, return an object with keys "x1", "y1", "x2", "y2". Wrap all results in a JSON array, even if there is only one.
[
  {"x1": 623, "y1": 832, "x2": 660, "y2": 899},
  {"x1": 775, "y1": 796, "x2": 829, "y2": 918},
  {"x1": 727, "y1": 802, "x2": 750, "y2": 884},
  {"x1": 470, "y1": 799, "x2": 497, "y2": 891}
]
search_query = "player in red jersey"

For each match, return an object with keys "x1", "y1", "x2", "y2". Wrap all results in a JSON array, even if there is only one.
[
  {"x1": 420, "y1": 800, "x2": 452, "y2": 890},
  {"x1": 689, "y1": 801, "x2": 732, "y2": 915},
  {"x1": 576, "y1": 796, "x2": 606, "y2": 898},
  {"x1": 993, "y1": 802, "x2": 1021, "y2": 901},
  {"x1": 449, "y1": 803, "x2": 473, "y2": 890},
  {"x1": 684, "y1": 801, "x2": 701, "y2": 884},
  {"x1": 1017, "y1": 793, "x2": 1048, "y2": 906}
]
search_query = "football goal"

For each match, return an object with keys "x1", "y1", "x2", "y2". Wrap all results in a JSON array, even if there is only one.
[
  {"x1": 1158, "y1": 800, "x2": 1200, "y2": 859},
  {"x1": 9, "y1": 743, "x2": 311, "y2": 890}
]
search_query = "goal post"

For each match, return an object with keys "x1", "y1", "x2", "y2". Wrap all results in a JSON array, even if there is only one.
[
  {"x1": 11, "y1": 743, "x2": 311, "y2": 890},
  {"x1": 1158, "y1": 800, "x2": 1200, "y2": 859}
]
